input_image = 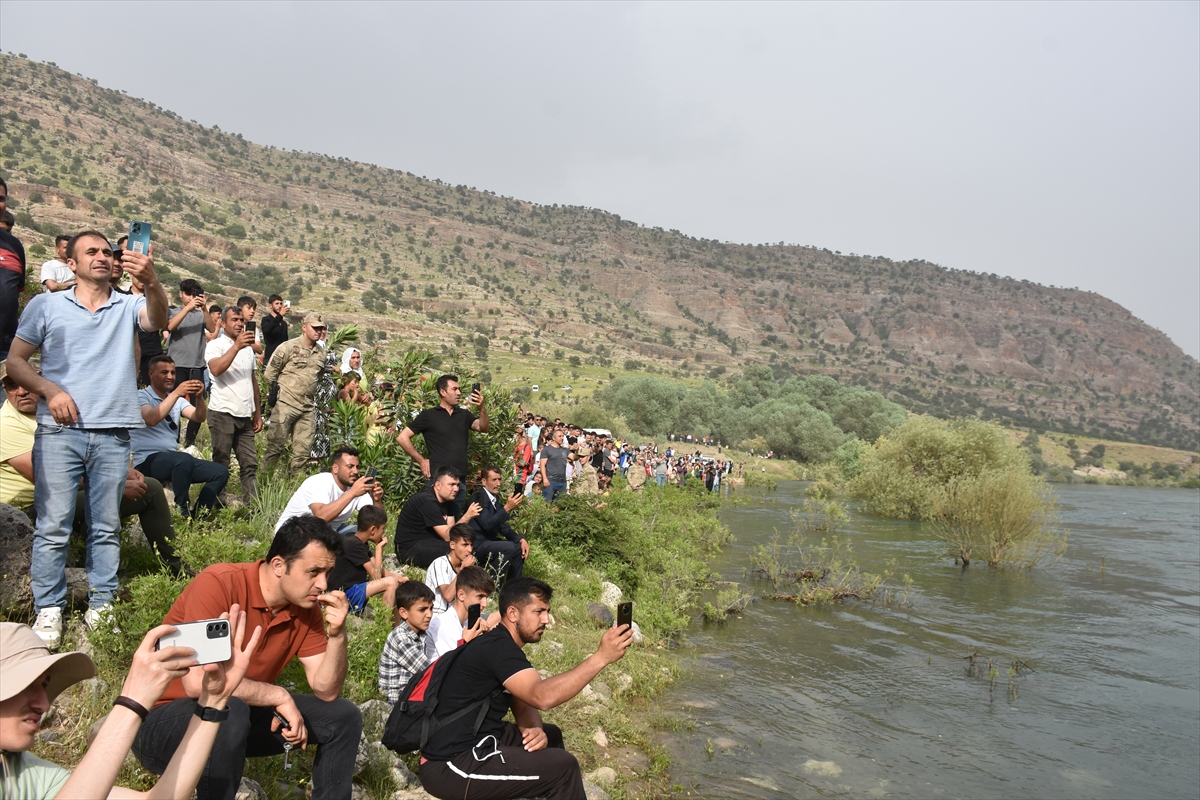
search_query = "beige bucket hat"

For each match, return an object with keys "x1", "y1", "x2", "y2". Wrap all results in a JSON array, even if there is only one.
[{"x1": 0, "y1": 622, "x2": 95, "y2": 703}]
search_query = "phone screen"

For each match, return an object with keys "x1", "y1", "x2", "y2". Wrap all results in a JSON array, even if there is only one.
[
  {"x1": 365, "y1": 467, "x2": 376, "y2": 484},
  {"x1": 467, "y1": 603, "x2": 481, "y2": 629},
  {"x1": 616, "y1": 602, "x2": 633, "y2": 630}
]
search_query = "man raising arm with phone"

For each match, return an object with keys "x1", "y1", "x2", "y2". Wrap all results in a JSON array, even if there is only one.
[{"x1": 132, "y1": 515, "x2": 361, "y2": 800}]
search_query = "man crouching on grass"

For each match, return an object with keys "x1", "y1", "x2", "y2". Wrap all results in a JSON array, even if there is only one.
[
  {"x1": 132, "y1": 514, "x2": 362, "y2": 800},
  {"x1": 418, "y1": 577, "x2": 633, "y2": 800}
]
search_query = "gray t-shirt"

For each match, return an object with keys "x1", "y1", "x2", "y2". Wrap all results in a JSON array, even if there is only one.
[
  {"x1": 541, "y1": 445, "x2": 570, "y2": 482},
  {"x1": 166, "y1": 306, "x2": 208, "y2": 368}
]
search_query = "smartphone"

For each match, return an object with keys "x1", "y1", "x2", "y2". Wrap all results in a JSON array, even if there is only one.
[
  {"x1": 156, "y1": 618, "x2": 231, "y2": 665},
  {"x1": 616, "y1": 602, "x2": 633, "y2": 630},
  {"x1": 471, "y1": 382, "x2": 481, "y2": 394},
  {"x1": 127, "y1": 220, "x2": 152, "y2": 255},
  {"x1": 245, "y1": 320, "x2": 256, "y2": 334},
  {"x1": 466, "y1": 603, "x2": 481, "y2": 630},
  {"x1": 511, "y1": 483, "x2": 524, "y2": 498},
  {"x1": 365, "y1": 467, "x2": 376, "y2": 484}
]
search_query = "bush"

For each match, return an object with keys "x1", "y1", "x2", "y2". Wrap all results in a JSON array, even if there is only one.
[{"x1": 849, "y1": 416, "x2": 1030, "y2": 520}]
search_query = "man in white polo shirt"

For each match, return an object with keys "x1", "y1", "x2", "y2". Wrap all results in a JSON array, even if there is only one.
[
  {"x1": 39, "y1": 235, "x2": 73, "y2": 293},
  {"x1": 275, "y1": 445, "x2": 383, "y2": 534},
  {"x1": 206, "y1": 306, "x2": 261, "y2": 507},
  {"x1": 6, "y1": 230, "x2": 169, "y2": 644}
]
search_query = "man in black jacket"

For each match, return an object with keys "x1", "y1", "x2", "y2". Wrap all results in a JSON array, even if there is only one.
[{"x1": 467, "y1": 466, "x2": 528, "y2": 584}]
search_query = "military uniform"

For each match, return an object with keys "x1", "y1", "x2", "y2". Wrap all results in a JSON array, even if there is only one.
[{"x1": 263, "y1": 314, "x2": 327, "y2": 472}]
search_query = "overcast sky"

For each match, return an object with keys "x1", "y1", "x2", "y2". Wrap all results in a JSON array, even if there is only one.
[{"x1": 4, "y1": 1, "x2": 1197, "y2": 357}]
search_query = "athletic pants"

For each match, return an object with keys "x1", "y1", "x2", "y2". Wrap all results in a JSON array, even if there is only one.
[{"x1": 419, "y1": 723, "x2": 584, "y2": 800}]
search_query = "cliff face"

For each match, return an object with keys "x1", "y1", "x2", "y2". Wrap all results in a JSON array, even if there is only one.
[{"x1": 2, "y1": 54, "x2": 1196, "y2": 449}]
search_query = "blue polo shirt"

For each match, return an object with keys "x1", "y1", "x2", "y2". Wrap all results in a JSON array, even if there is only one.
[
  {"x1": 14, "y1": 288, "x2": 148, "y2": 428},
  {"x1": 131, "y1": 386, "x2": 191, "y2": 467}
]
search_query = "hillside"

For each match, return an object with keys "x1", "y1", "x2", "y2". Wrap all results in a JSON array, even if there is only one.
[{"x1": 3, "y1": 52, "x2": 1197, "y2": 450}]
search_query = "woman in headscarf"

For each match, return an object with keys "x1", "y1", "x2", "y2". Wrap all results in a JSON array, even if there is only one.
[{"x1": 340, "y1": 347, "x2": 365, "y2": 379}]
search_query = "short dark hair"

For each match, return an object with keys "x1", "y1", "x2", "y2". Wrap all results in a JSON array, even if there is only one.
[
  {"x1": 208, "y1": 304, "x2": 222, "y2": 315},
  {"x1": 0, "y1": 177, "x2": 6, "y2": 193},
  {"x1": 179, "y1": 278, "x2": 203, "y2": 296},
  {"x1": 396, "y1": 580, "x2": 435, "y2": 611},
  {"x1": 499, "y1": 577, "x2": 553, "y2": 615},
  {"x1": 357, "y1": 505, "x2": 387, "y2": 530},
  {"x1": 55, "y1": 234, "x2": 71, "y2": 245},
  {"x1": 116, "y1": 235, "x2": 128, "y2": 247},
  {"x1": 432, "y1": 465, "x2": 460, "y2": 484},
  {"x1": 268, "y1": 293, "x2": 283, "y2": 304},
  {"x1": 456, "y1": 565, "x2": 494, "y2": 596},
  {"x1": 223, "y1": 306, "x2": 242, "y2": 322},
  {"x1": 148, "y1": 354, "x2": 175, "y2": 370},
  {"x1": 66, "y1": 230, "x2": 110, "y2": 260},
  {"x1": 330, "y1": 445, "x2": 359, "y2": 467},
  {"x1": 237, "y1": 295, "x2": 256, "y2": 309},
  {"x1": 479, "y1": 465, "x2": 502, "y2": 481},
  {"x1": 448, "y1": 523, "x2": 475, "y2": 545},
  {"x1": 435, "y1": 374, "x2": 459, "y2": 396},
  {"x1": 267, "y1": 514, "x2": 343, "y2": 568}
]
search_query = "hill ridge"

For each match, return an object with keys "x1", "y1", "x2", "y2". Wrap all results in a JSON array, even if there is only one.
[{"x1": 2, "y1": 52, "x2": 1196, "y2": 449}]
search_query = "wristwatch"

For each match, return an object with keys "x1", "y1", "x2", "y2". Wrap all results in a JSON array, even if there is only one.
[{"x1": 194, "y1": 703, "x2": 230, "y2": 722}]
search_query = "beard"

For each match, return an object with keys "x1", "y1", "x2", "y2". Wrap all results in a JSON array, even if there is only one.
[{"x1": 516, "y1": 618, "x2": 547, "y2": 644}]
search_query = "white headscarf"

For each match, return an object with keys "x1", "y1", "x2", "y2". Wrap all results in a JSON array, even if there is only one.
[{"x1": 340, "y1": 347, "x2": 364, "y2": 378}]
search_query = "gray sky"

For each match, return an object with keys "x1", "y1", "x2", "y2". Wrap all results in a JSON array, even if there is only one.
[{"x1": 4, "y1": 1, "x2": 1198, "y2": 357}]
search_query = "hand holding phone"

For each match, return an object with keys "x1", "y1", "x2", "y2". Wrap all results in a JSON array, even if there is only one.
[
  {"x1": 616, "y1": 602, "x2": 633, "y2": 631},
  {"x1": 467, "y1": 603, "x2": 481, "y2": 630},
  {"x1": 365, "y1": 467, "x2": 376, "y2": 485},
  {"x1": 156, "y1": 618, "x2": 231, "y2": 665}
]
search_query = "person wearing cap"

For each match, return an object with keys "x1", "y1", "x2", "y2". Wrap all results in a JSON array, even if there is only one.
[
  {"x1": 0, "y1": 360, "x2": 187, "y2": 576},
  {"x1": 5, "y1": 229, "x2": 169, "y2": 646},
  {"x1": 264, "y1": 313, "x2": 327, "y2": 473},
  {"x1": 0, "y1": 604, "x2": 259, "y2": 799}
]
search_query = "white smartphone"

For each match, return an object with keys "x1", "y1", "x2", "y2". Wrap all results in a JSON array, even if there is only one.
[{"x1": 156, "y1": 618, "x2": 232, "y2": 665}]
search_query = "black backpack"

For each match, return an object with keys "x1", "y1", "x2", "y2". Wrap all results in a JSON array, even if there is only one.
[{"x1": 381, "y1": 644, "x2": 504, "y2": 755}]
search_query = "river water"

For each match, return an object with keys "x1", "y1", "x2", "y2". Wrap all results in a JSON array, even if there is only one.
[{"x1": 661, "y1": 482, "x2": 1200, "y2": 799}]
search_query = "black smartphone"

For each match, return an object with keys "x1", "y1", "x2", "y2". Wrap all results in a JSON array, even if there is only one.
[
  {"x1": 245, "y1": 320, "x2": 256, "y2": 334},
  {"x1": 616, "y1": 602, "x2": 633, "y2": 630},
  {"x1": 365, "y1": 467, "x2": 376, "y2": 484},
  {"x1": 471, "y1": 382, "x2": 481, "y2": 394},
  {"x1": 467, "y1": 603, "x2": 481, "y2": 629},
  {"x1": 511, "y1": 483, "x2": 524, "y2": 497}
]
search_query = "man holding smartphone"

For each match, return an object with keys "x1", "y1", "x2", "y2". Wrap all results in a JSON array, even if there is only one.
[
  {"x1": 396, "y1": 374, "x2": 488, "y2": 513},
  {"x1": 165, "y1": 279, "x2": 216, "y2": 451},
  {"x1": 467, "y1": 465, "x2": 529, "y2": 583},
  {"x1": 206, "y1": 306, "x2": 262, "y2": 507},
  {"x1": 274, "y1": 446, "x2": 383, "y2": 534}
]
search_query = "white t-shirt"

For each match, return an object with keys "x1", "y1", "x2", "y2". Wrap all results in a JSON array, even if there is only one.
[
  {"x1": 427, "y1": 604, "x2": 466, "y2": 657},
  {"x1": 205, "y1": 333, "x2": 257, "y2": 417},
  {"x1": 39, "y1": 259, "x2": 72, "y2": 288},
  {"x1": 275, "y1": 471, "x2": 373, "y2": 532},
  {"x1": 424, "y1": 555, "x2": 457, "y2": 614}
]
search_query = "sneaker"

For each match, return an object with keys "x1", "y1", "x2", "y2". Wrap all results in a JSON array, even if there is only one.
[
  {"x1": 83, "y1": 604, "x2": 120, "y2": 634},
  {"x1": 32, "y1": 607, "x2": 63, "y2": 646}
]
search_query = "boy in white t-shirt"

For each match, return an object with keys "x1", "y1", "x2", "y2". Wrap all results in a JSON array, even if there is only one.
[
  {"x1": 424, "y1": 523, "x2": 477, "y2": 614},
  {"x1": 426, "y1": 565, "x2": 500, "y2": 658}
]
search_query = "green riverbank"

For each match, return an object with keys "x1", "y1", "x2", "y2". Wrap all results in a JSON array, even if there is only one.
[{"x1": 24, "y1": 473, "x2": 730, "y2": 800}]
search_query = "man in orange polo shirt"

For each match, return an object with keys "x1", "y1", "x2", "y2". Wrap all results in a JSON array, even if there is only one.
[{"x1": 131, "y1": 515, "x2": 362, "y2": 800}]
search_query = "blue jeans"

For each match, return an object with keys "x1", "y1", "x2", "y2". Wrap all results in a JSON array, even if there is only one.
[
  {"x1": 138, "y1": 451, "x2": 229, "y2": 516},
  {"x1": 32, "y1": 425, "x2": 130, "y2": 611},
  {"x1": 655, "y1": 474, "x2": 667, "y2": 487},
  {"x1": 542, "y1": 479, "x2": 568, "y2": 501}
]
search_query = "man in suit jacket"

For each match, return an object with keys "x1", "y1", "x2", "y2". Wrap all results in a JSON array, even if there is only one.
[{"x1": 467, "y1": 466, "x2": 529, "y2": 584}]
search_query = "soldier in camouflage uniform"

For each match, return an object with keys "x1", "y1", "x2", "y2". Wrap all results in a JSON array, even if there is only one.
[{"x1": 263, "y1": 313, "x2": 326, "y2": 472}]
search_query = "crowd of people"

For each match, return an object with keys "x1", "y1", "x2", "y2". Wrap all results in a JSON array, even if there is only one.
[{"x1": 0, "y1": 180, "x2": 665, "y2": 800}]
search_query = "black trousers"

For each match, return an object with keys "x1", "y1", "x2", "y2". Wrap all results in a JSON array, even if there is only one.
[
  {"x1": 133, "y1": 694, "x2": 361, "y2": 800},
  {"x1": 419, "y1": 723, "x2": 584, "y2": 800},
  {"x1": 397, "y1": 537, "x2": 451, "y2": 569},
  {"x1": 173, "y1": 366, "x2": 206, "y2": 446},
  {"x1": 474, "y1": 539, "x2": 524, "y2": 583}
]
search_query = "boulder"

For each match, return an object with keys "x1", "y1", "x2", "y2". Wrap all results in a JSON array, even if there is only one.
[
  {"x1": 585, "y1": 766, "x2": 617, "y2": 786},
  {"x1": 583, "y1": 779, "x2": 611, "y2": 800},
  {"x1": 586, "y1": 603, "x2": 614, "y2": 627},
  {"x1": 629, "y1": 621, "x2": 644, "y2": 645},
  {"x1": 599, "y1": 582, "x2": 622, "y2": 611},
  {"x1": 0, "y1": 504, "x2": 34, "y2": 615},
  {"x1": 592, "y1": 727, "x2": 608, "y2": 748}
]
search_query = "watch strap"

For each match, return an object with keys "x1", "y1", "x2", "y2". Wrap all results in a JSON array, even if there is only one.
[{"x1": 194, "y1": 703, "x2": 230, "y2": 722}]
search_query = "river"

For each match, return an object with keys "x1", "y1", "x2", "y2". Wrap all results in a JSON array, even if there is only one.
[{"x1": 660, "y1": 482, "x2": 1200, "y2": 799}]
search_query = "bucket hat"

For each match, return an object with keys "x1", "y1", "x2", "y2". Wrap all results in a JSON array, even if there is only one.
[{"x1": 0, "y1": 622, "x2": 95, "y2": 703}]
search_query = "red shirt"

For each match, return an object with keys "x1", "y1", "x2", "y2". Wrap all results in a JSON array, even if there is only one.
[{"x1": 156, "y1": 560, "x2": 328, "y2": 705}]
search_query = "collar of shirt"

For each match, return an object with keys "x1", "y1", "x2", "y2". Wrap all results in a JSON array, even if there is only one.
[{"x1": 482, "y1": 487, "x2": 497, "y2": 506}]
